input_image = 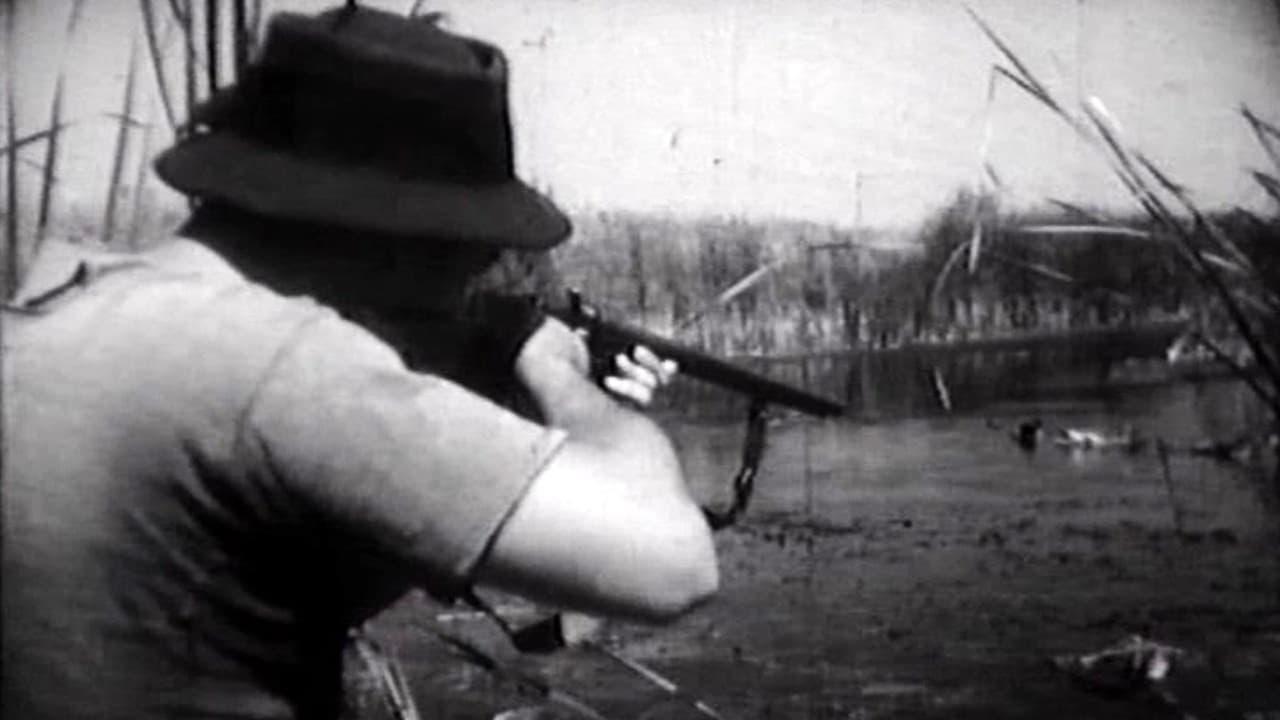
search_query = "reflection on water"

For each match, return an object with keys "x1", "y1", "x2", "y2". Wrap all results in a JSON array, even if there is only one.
[
  {"x1": 663, "y1": 323, "x2": 1196, "y2": 421},
  {"x1": 673, "y1": 377, "x2": 1273, "y2": 537},
  {"x1": 661, "y1": 325, "x2": 1273, "y2": 535}
]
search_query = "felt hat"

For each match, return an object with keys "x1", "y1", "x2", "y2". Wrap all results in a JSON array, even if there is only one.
[{"x1": 154, "y1": 5, "x2": 570, "y2": 248}]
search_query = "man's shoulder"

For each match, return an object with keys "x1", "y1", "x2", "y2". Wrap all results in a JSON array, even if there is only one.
[
  {"x1": 8, "y1": 237, "x2": 354, "y2": 391},
  {"x1": 135, "y1": 239, "x2": 361, "y2": 371},
  {"x1": 12, "y1": 236, "x2": 317, "y2": 318}
]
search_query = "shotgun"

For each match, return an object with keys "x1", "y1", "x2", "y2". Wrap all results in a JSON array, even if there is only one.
[{"x1": 545, "y1": 290, "x2": 844, "y2": 418}]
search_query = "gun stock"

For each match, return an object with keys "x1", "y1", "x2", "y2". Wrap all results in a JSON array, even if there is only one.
[{"x1": 546, "y1": 291, "x2": 844, "y2": 418}]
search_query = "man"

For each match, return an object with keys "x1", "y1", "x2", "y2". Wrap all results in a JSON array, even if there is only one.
[{"x1": 0, "y1": 6, "x2": 718, "y2": 720}]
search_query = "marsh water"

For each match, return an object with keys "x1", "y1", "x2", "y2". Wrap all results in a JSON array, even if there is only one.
[{"x1": 374, "y1": 332, "x2": 1280, "y2": 720}]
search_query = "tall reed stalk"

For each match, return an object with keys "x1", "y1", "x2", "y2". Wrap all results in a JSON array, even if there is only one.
[
  {"x1": 965, "y1": 6, "x2": 1280, "y2": 486},
  {"x1": 205, "y1": 0, "x2": 221, "y2": 93},
  {"x1": 35, "y1": 0, "x2": 89, "y2": 251},
  {"x1": 182, "y1": 0, "x2": 197, "y2": 137},
  {"x1": 4, "y1": 1, "x2": 20, "y2": 298},
  {"x1": 232, "y1": 0, "x2": 249, "y2": 78},
  {"x1": 128, "y1": 98, "x2": 157, "y2": 248},
  {"x1": 36, "y1": 82, "x2": 65, "y2": 247},
  {"x1": 140, "y1": 0, "x2": 180, "y2": 134},
  {"x1": 101, "y1": 39, "x2": 142, "y2": 246}
]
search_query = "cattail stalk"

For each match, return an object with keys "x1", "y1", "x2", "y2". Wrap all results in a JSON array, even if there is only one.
[
  {"x1": 182, "y1": 0, "x2": 196, "y2": 136},
  {"x1": 248, "y1": 0, "x2": 265, "y2": 54},
  {"x1": 205, "y1": 0, "x2": 220, "y2": 94},
  {"x1": 35, "y1": 79, "x2": 64, "y2": 247},
  {"x1": 5, "y1": 1, "x2": 20, "y2": 297},
  {"x1": 140, "y1": 0, "x2": 180, "y2": 133},
  {"x1": 35, "y1": 0, "x2": 86, "y2": 248},
  {"x1": 127, "y1": 99, "x2": 156, "y2": 249},
  {"x1": 102, "y1": 40, "x2": 141, "y2": 246},
  {"x1": 232, "y1": 0, "x2": 248, "y2": 79}
]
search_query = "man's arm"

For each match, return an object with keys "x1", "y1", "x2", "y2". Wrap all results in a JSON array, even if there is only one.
[{"x1": 474, "y1": 319, "x2": 719, "y2": 622}]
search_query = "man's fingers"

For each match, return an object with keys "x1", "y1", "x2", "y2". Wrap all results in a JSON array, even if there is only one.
[
  {"x1": 602, "y1": 375, "x2": 654, "y2": 407},
  {"x1": 614, "y1": 352, "x2": 659, "y2": 390},
  {"x1": 594, "y1": 345, "x2": 678, "y2": 407},
  {"x1": 659, "y1": 358, "x2": 678, "y2": 384},
  {"x1": 631, "y1": 345, "x2": 679, "y2": 385}
]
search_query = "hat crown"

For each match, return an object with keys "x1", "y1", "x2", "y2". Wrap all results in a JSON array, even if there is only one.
[
  {"x1": 199, "y1": 6, "x2": 514, "y2": 183},
  {"x1": 260, "y1": 8, "x2": 505, "y2": 96},
  {"x1": 154, "y1": 5, "x2": 570, "y2": 248}
]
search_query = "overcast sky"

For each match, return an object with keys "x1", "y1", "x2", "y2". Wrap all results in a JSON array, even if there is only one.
[{"x1": 8, "y1": 0, "x2": 1280, "y2": 231}]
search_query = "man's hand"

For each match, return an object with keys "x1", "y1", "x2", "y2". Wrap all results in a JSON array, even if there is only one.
[
  {"x1": 514, "y1": 318, "x2": 591, "y2": 386},
  {"x1": 601, "y1": 345, "x2": 678, "y2": 408},
  {"x1": 515, "y1": 318, "x2": 678, "y2": 411}
]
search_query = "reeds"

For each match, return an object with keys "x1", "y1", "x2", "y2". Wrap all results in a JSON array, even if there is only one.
[
  {"x1": 182, "y1": 0, "x2": 197, "y2": 136},
  {"x1": 4, "y1": 0, "x2": 19, "y2": 298},
  {"x1": 128, "y1": 96, "x2": 158, "y2": 248},
  {"x1": 1, "y1": 0, "x2": 94, "y2": 297},
  {"x1": 205, "y1": 0, "x2": 220, "y2": 93},
  {"x1": 139, "y1": 0, "x2": 264, "y2": 131},
  {"x1": 963, "y1": 6, "x2": 1280, "y2": 481},
  {"x1": 198, "y1": 0, "x2": 259, "y2": 93},
  {"x1": 36, "y1": 82, "x2": 66, "y2": 245},
  {"x1": 101, "y1": 39, "x2": 142, "y2": 246},
  {"x1": 0, "y1": 0, "x2": 270, "y2": 284},
  {"x1": 35, "y1": 0, "x2": 85, "y2": 247},
  {"x1": 140, "y1": 0, "x2": 180, "y2": 134}
]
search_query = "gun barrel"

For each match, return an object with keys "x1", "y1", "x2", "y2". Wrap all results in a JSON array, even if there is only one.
[{"x1": 549, "y1": 307, "x2": 845, "y2": 417}]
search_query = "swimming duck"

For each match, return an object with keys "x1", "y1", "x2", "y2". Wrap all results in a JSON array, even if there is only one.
[
  {"x1": 1012, "y1": 418, "x2": 1044, "y2": 450},
  {"x1": 1055, "y1": 423, "x2": 1145, "y2": 452}
]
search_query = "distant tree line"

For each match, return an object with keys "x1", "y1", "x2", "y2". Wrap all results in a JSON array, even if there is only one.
[{"x1": 546, "y1": 192, "x2": 1276, "y2": 358}]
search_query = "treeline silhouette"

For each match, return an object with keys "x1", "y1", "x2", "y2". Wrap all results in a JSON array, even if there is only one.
[{"x1": 548, "y1": 192, "x2": 1274, "y2": 358}]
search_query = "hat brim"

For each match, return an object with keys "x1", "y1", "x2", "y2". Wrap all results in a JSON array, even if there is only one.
[{"x1": 154, "y1": 133, "x2": 570, "y2": 249}]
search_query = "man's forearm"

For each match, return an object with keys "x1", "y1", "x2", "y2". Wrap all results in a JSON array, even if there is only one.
[
  {"x1": 521, "y1": 359, "x2": 684, "y2": 490},
  {"x1": 513, "y1": 318, "x2": 684, "y2": 483},
  {"x1": 483, "y1": 319, "x2": 717, "y2": 621}
]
